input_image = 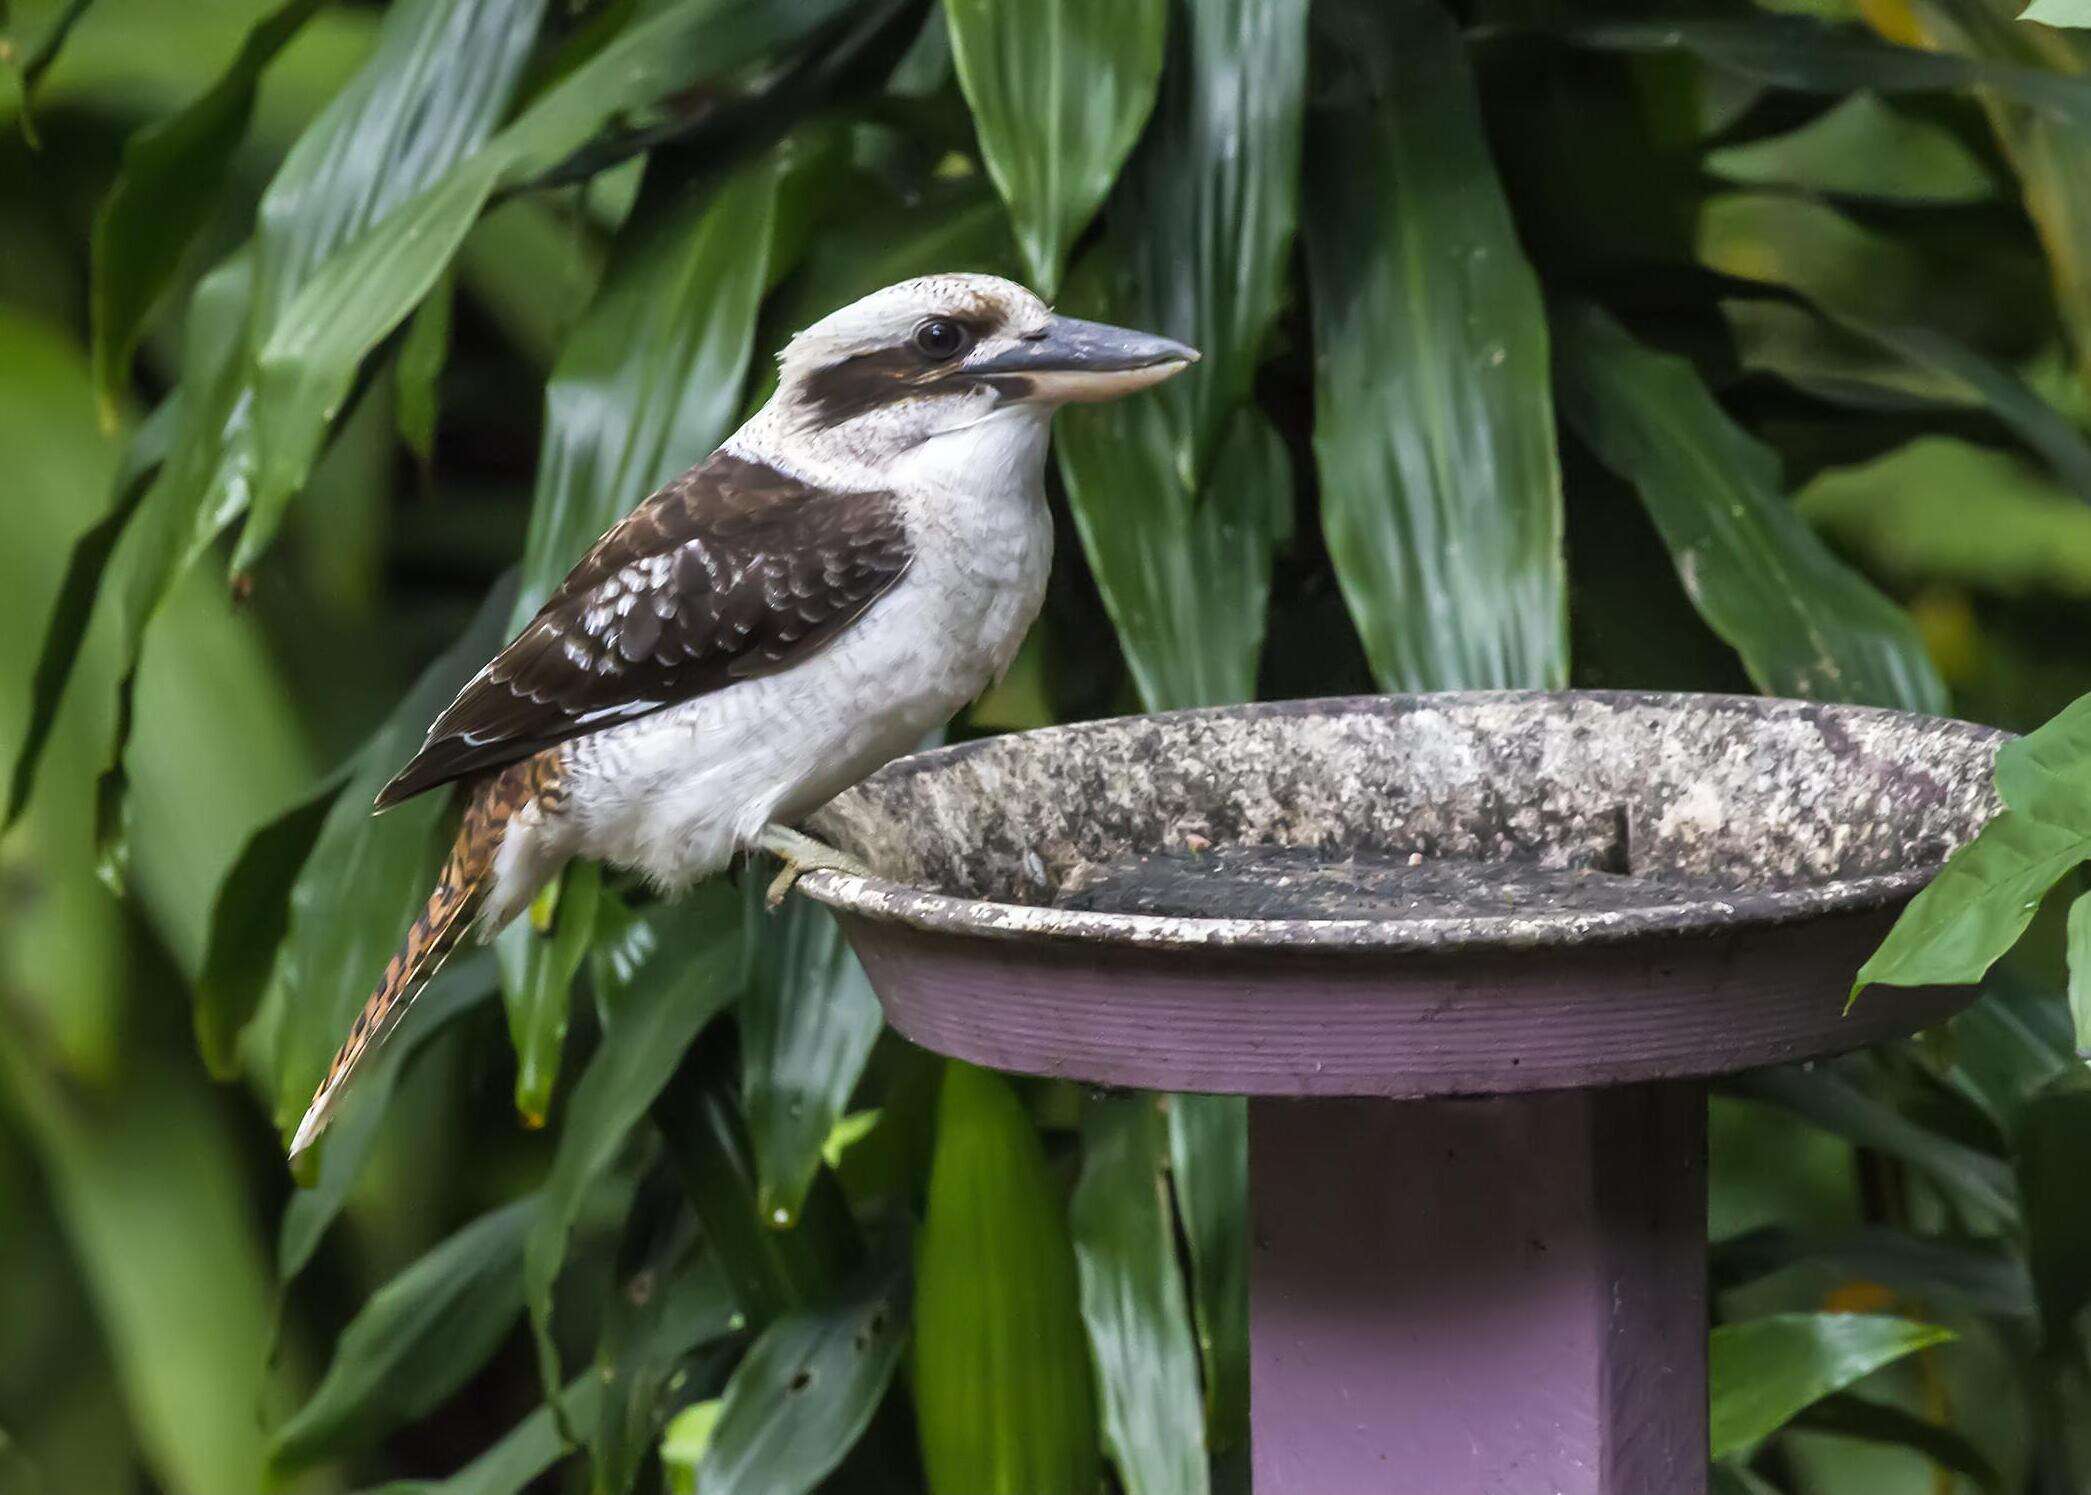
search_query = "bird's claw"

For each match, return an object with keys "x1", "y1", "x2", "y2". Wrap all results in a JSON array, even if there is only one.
[{"x1": 754, "y1": 825, "x2": 870, "y2": 911}]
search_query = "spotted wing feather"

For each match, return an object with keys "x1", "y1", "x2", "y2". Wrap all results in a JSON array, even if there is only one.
[{"x1": 376, "y1": 454, "x2": 911, "y2": 809}]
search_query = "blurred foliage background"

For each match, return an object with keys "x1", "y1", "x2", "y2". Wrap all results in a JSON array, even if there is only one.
[{"x1": 9, "y1": 0, "x2": 2091, "y2": 1491}]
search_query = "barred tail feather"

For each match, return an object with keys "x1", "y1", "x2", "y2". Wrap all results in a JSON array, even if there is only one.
[{"x1": 288, "y1": 759, "x2": 550, "y2": 1161}]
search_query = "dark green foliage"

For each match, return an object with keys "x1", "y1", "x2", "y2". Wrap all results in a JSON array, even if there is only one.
[{"x1": 13, "y1": 0, "x2": 2091, "y2": 1490}]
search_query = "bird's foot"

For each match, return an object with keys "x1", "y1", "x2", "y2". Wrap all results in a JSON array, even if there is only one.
[{"x1": 755, "y1": 825, "x2": 871, "y2": 910}]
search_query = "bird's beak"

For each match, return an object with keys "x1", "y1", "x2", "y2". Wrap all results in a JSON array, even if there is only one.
[{"x1": 973, "y1": 315, "x2": 1200, "y2": 404}]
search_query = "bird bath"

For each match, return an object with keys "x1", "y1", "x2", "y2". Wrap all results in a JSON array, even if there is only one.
[{"x1": 796, "y1": 691, "x2": 2001, "y2": 1494}]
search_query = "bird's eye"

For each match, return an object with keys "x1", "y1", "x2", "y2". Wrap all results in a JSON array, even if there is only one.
[{"x1": 912, "y1": 318, "x2": 970, "y2": 361}]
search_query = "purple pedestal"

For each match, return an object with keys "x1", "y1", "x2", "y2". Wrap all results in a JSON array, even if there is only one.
[
  {"x1": 795, "y1": 693, "x2": 2006, "y2": 1494},
  {"x1": 1250, "y1": 1087, "x2": 1706, "y2": 1494}
]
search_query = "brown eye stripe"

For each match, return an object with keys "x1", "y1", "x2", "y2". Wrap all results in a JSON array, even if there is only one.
[{"x1": 800, "y1": 316, "x2": 996, "y2": 425}]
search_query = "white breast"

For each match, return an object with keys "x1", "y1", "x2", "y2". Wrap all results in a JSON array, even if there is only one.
[{"x1": 558, "y1": 405, "x2": 1055, "y2": 892}]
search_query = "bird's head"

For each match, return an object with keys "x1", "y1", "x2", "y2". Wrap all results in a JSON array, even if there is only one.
[{"x1": 766, "y1": 274, "x2": 1198, "y2": 461}]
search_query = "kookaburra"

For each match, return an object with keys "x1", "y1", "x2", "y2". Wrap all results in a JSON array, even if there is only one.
[{"x1": 290, "y1": 274, "x2": 1196, "y2": 1158}]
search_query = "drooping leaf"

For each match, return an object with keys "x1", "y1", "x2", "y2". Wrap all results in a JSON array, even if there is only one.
[
  {"x1": 942, "y1": 0, "x2": 1167, "y2": 295},
  {"x1": 521, "y1": 884, "x2": 744, "y2": 1398},
  {"x1": 88, "y1": 0, "x2": 323, "y2": 421},
  {"x1": 654, "y1": 1038, "x2": 863, "y2": 1333},
  {"x1": 1711, "y1": 1224, "x2": 2036, "y2": 1322},
  {"x1": 740, "y1": 890, "x2": 883, "y2": 1230},
  {"x1": 514, "y1": 151, "x2": 786, "y2": 625},
  {"x1": 1166, "y1": 1093, "x2": 1247, "y2": 1453},
  {"x1": 1555, "y1": 304, "x2": 1948, "y2": 712},
  {"x1": 1726, "y1": 1064, "x2": 2017, "y2": 1219},
  {"x1": 2015, "y1": 1077, "x2": 2091, "y2": 1348},
  {"x1": 1705, "y1": 92, "x2": 1996, "y2": 203},
  {"x1": 496, "y1": 859, "x2": 602, "y2": 1127},
  {"x1": 193, "y1": 766, "x2": 345, "y2": 1078},
  {"x1": 396, "y1": 271, "x2": 454, "y2": 472},
  {"x1": 695, "y1": 1269, "x2": 909, "y2": 1495},
  {"x1": 588, "y1": 1180, "x2": 741, "y2": 1495},
  {"x1": 1855, "y1": 693, "x2": 2091, "y2": 1000},
  {"x1": 1305, "y1": 0, "x2": 1567, "y2": 694},
  {"x1": 268, "y1": 577, "x2": 518, "y2": 1133},
  {"x1": 1069, "y1": 1096, "x2": 1208, "y2": 1495},
  {"x1": 278, "y1": 951, "x2": 500, "y2": 1282},
  {"x1": 2022, "y1": 0, "x2": 2091, "y2": 25},
  {"x1": 272, "y1": 1198, "x2": 537, "y2": 1474},
  {"x1": 915, "y1": 1063, "x2": 1098, "y2": 1495},
  {"x1": 1708, "y1": 1312, "x2": 1952, "y2": 1458}
]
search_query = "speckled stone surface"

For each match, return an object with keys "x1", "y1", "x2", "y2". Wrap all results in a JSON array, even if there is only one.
[{"x1": 801, "y1": 691, "x2": 2002, "y2": 953}]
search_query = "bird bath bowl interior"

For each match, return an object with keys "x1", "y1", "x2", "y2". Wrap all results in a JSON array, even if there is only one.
[{"x1": 797, "y1": 691, "x2": 2003, "y2": 1495}]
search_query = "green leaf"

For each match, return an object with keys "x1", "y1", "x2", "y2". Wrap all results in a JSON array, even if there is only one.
[
  {"x1": 695, "y1": 1270, "x2": 908, "y2": 1495},
  {"x1": 915, "y1": 1063, "x2": 1099, "y2": 1495},
  {"x1": 1555, "y1": 304, "x2": 1947, "y2": 712},
  {"x1": 272, "y1": 1197, "x2": 537, "y2": 1474},
  {"x1": 496, "y1": 860, "x2": 602, "y2": 1127},
  {"x1": 1712, "y1": 1224, "x2": 2035, "y2": 1322},
  {"x1": 1725, "y1": 1065, "x2": 2018, "y2": 1220},
  {"x1": 2015, "y1": 1077, "x2": 2091, "y2": 1348},
  {"x1": 521, "y1": 884, "x2": 744, "y2": 1398},
  {"x1": 654, "y1": 1038, "x2": 863, "y2": 1333},
  {"x1": 1708, "y1": 1312, "x2": 1952, "y2": 1458},
  {"x1": 1856, "y1": 694, "x2": 2091, "y2": 1000},
  {"x1": 279, "y1": 952, "x2": 500, "y2": 1282},
  {"x1": 269, "y1": 577, "x2": 518, "y2": 1133},
  {"x1": 1704, "y1": 92, "x2": 1996, "y2": 203},
  {"x1": 1304, "y1": 0, "x2": 1566, "y2": 694},
  {"x1": 87, "y1": 0, "x2": 322, "y2": 422},
  {"x1": 193, "y1": 767, "x2": 344, "y2": 1079},
  {"x1": 1, "y1": 0, "x2": 93, "y2": 143},
  {"x1": 2069, "y1": 893, "x2": 2091, "y2": 1055},
  {"x1": 514, "y1": 152, "x2": 785, "y2": 624},
  {"x1": 661, "y1": 1400, "x2": 724, "y2": 1495},
  {"x1": 367, "y1": 1378, "x2": 602, "y2": 1495},
  {"x1": 1796, "y1": 438, "x2": 2091, "y2": 597},
  {"x1": 2022, "y1": 0, "x2": 2091, "y2": 25},
  {"x1": 1790, "y1": 1392, "x2": 2003, "y2": 1491},
  {"x1": 589, "y1": 1187, "x2": 741, "y2": 1495},
  {"x1": 1069, "y1": 1096, "x2": 1208, "y2": 1495},
  {"x1": 740, "y1": 891, "x2": 883, "y2": 1230},
  {"x1": 1166, "y1": 1093, "x2": 1246, "y2": 1453},
  {"x1": 396, "y1": 271, "x2": 454, "y2": 472},
  {"x1": 942, "y1": 0, "x2": 1167, "y2": 296}
]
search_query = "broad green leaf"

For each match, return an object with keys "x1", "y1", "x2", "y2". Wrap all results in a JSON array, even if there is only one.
[
  {"x1": 269, "y1": 577, "x2": 517, "y2": 1134},
  {"x1": 696, "y1": 1270, "x2": 909, "y2": 1495},
  {"x1": 942, "y1": 0, "x2": 1167, "y2": 295},
  {"x1": 1708, "y1": 1312, "x2": 1952, "y2": 1458},
  {"x1": 278, "y1": 951, "x2": 500, "y2": 1282},
  {"x1": 1070, "y1": 1096, "x2": 1207, "y2": 1495},
  {"x1": 661, "y1": 1401, "x2": 724, "y2": 1495},
  {"x1": 2023, "y1": 0, "x2": 2091, "y2": 24},
  {"x1": 496, "y1": 860, "x2": 602, "y2": 1127},
  {"x1": 515, "y1": 152, "x2": 785, "y2": 624},
  {"x1": 1856, "y1": 694, "x2": 2091, "y2": 999},
  {"x1": 915, "y1": 1063, "x2": 1098, "y2": 1495},
  {"x1": 1555, "y1": 305, "x2": 1948, "y2": 712},
  {"x1": 396, "y1": 270, "x2": 453, "y2": 472},
  {"x1": 2015, "y1": 1077, "x2": 2091, "y2": 1347},
  {"x1": 87, "y1": 0, "x2": 322, "y2": 420},
  {"x1": 1725, "y1": 1065, "x2": 2018, "y2": 1220},
  {"x1": 741, "y1": 891, "x2": 883, "y2": 1230},
  {"x1": 1166, "y1": 1093, "x2": 1247, "y2": 1452},
  {"x1": 589, "y1": 1188, "x2": 740, "y2": 1495},
  {"x1": 1305, "y1": 0, "x2": 1567, "y2": 694},
  {"x1": 272, "y1": 1198, "x2": 537, "y2": 1474},
  {"x1": 1790, "y1": 1393, "x2": 2003, "y2": 1493},
  {"x1": 522, "y1": 884, "x2": 744, "y2": 1397},
  {"x1": 654, "y1": 1039, "x2": 862, "y2": 1332},
  {"x1": 1060, "y1": 403, "x2": 1288, "y2": 712},
  {"x1": 193, "y1": 767, "x2": 343, "y2": 1078},
  {"x1": 1705, "y1": 92, "x2": 1996, "y2": 202},
  {"x1": 2069, "y1": 892, "x2": 2091, "y2": 1054},
  {"x1": 1796, "y1": 438, "x2": 2091, "y2": 596}
]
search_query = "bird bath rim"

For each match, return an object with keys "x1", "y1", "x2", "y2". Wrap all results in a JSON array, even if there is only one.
[{"x1": 797, "y1": 690, "x2": 2005, "y2": 955}]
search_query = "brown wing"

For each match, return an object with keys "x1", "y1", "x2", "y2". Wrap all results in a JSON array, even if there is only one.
[{"x1": 375, "y1": 452, "x2": 912, "y2": 809}]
